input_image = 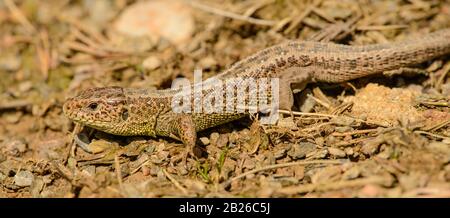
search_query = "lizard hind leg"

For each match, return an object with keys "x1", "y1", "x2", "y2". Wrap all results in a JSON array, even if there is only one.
[{"x1": 278, "y1": 67, "x2": 312, "y2": 111}]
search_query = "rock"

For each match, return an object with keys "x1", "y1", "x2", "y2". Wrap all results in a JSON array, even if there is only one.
[
  {"x1": 361, "y1": 139, "x2": 382, "y2": 155},
  {"x1": 199, "y1": 137, "x2": 210, "y2": 146},
  {"x1": 31, "y1": 178, "x2": 44, "y2": 197},
  {"x1": 328, "y1": 147, "x2": 346, "y2": 158},
  {"x1": 287, "y1": 142, "x2": 316, "y2": 159},
  {"x1": 84, "y1": 0, "x2": 115, "y2": 26},
  {"x1": 310, "y1": 166, "x2": 342, "y2": 184},
  {"x1": 299, "y1": 91, "x2": 316, "y2": 113},
  {"x1": 0, "y1": 153, "x2": 6, "y2": 163},
  {"x1": 315, "y1": 137, "x2": 325, "y2": 147},
  {"x1": 210, "y1": 132, "x2": 220, "y2": 146},
  {"x1": 142, "y1": 56, "x2": 161, "y2": 70},
  {"x1": 4, "y1": 112, "x2": 23, "y2": 124},
  {"x1": 0, "y1": 53, "x2": 21, "y2": 71},
  {"x1": 141, "y1": 165, "x2": 151, "y2": 176},
  {"x1": 273, "y1": 147, "x2": 288, "y2": 159},
  {"x1": 276, "y1": 116, "x2": 296, "y2": 129},
  {"x1": 215, "y1": 134, "x2": 229, "y2": 148},
  {"x1": 334, "y1": 126, "x2": 353, "y2": 133},
  {"x1": 199, "y1": 56, "x2": 217, "y2": 69},
  {"x1": 344, "y1": 147, "x2": 354, "y2": 156},
  {"x1": 0, "y1": 172, "x2": 6, "y2": 182},
  {"x1": 14, "y1": 171, "x2": 34, "y2": 187},
  {"x1": 4, "y1": 139, "x2": 27, "y2": 157},
  {"x1": 342, "y1": 166, "x2": 361, "y2": 180},
  {"x1": 18, "y1": 81, "x2": 33, "y2": 92},
  {"x1": 114, "y1": 0, "x2": 194, "y2": 46}
]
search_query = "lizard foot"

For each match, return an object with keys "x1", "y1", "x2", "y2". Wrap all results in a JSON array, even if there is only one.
[{"x1": 170, "y1": 145, "x2": 199, "y2": 169}]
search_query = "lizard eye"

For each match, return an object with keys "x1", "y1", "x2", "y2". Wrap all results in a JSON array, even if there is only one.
[
  {"x1": 121, "y1": 108, "x2": 129, "y2": 121},
  {"x1": 87, "y1": 103, "x2": 98, "y2": 110}
]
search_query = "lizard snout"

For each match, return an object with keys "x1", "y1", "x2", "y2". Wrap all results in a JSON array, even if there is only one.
[{"x1": 62, "y1": 98, "x2": 79, "y2": 119}]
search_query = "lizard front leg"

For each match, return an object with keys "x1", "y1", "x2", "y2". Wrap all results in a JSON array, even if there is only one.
[{"x1": 169, "y1": 114, "x2": 198, "y2": 166}]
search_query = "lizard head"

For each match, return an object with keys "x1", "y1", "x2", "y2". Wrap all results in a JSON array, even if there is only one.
[{"x1": 63, "y1": 86, "x2": 134, "y2": 135}]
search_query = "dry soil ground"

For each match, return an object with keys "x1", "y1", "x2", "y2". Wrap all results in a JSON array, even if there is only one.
[{"x1": 0, "y1": 0, "x2": 449, "y2": 197}]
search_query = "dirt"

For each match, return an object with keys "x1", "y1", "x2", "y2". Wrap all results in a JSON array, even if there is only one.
[{"x1": 0, "y1": 0, "x2": 449, "y2": 198}]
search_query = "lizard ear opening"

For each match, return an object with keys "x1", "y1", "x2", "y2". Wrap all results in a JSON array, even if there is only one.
[{"x1": 121, "y1": 108, "x2": 129, "y2": 121}]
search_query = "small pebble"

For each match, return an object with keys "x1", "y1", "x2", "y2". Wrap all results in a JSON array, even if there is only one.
[
  {"x1": 328, "y1": 147, "x2": 346, "y2": 158},
  {"x1": 274, "y1": 148, "x2": 287, "y2": 159},
  {"x1": 299, "y1": 91, "x2": 316, "y2": 113},
  {"x1": 315, "y1": 137, "x2": 325, "y2": 147},
  {"x1": 216, "y1": 134, "x2": 229, "y2": 148},
  {"x1": 361, "y1": 140, "x2": 381, "y2": 155},
  {"x1": 0, "y1": 153, "x2": 6, "y2": 163},
  {"x1": 199, "y1": 56, "x2": 217, "y2": 69},
  {"x1": 141, "y1": 165, "x2": 151, "y2": 176},
  {"x1": 14, "y1": 171, "x2": 34, "y2": 187},
  {"x1": 288, "y1": 142, "x2": 316, "y2": 159},
  {"x1": 334, "y1": 126, "x2": 353, "y2": 133},
  {"x1": 142, "y1": 56, "x2": 161, "y2": 70},
  {"x1": 342, "y1": 166, "x2": 361, "y2": 180},
  {"x1": 210, "y1": 132, "x2": 220, "y2": 146},
  {"x1": 114, "y1": 0, "x2": 194, "y2": 45},
  {"x1": 18, "y1": 81, "x2": 33, "y2": 92},
  {"x1": 4, "y1": 139, "x2": 27, "y2": 156},
  {"x1": 344, "y1": 147, "x2": 354, "y2": 156},
  {"x1": 4, "y1": 112, "x2": 23, "y2": 124},
  {"x1": 199, "y1": 137, "x2": 210, "y2": 146},
  {"x1": 150, "y1": 165, "x2": 159, "y2": 176},
  {"x1": 0, "y1": 172, "x2": 6, "y2": 182}
]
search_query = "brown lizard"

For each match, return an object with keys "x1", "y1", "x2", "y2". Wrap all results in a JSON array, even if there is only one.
[{"x1": 63, "y1": 28, "x2": 450, "y2": 158}]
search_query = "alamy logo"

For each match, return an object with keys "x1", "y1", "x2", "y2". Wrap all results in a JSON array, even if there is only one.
[{"x1": 171, "y1": 69, "x2": 280, "y2": 124}]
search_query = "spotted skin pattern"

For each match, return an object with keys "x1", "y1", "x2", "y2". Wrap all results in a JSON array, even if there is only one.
[{"x1": 63, "y1": 29, "x2": 450, "y2": 154}]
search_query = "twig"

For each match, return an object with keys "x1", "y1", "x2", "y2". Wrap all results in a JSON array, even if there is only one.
[
  {"x1": 331, "y1": 102, "x2": 353, "y2": 115},
  {"x1": 311, "y1": 7, "x2": 336, "y2": 23},
  {"x1": 114, "y1": 154, "x2": 125, "y2": 193},
  {"x1": 331, "y1": 128, "x2": 380, "y2": 137},
  {"x1": 332, "y1": 137, "x2": 373, "y2": 147},
  {"x1": 300, "y1": 122, "x2": 333, "y2": 133},
  {"x1": 356, "y1": 25, "x2": 408, "y2": 31},
  {"x1": 421, "y1": 119, "x2": 450, "y2": 132},
  {"x1": 284, "y1": 6, "x2": 313, "y2": 34},
  {"x1": 403, "y1": 188, "x2": 450, "y2": 198},
  {"x1": 36, "y1": 30, "x2": 51, "y2": 80},
  {"x1": 436, "y1": 61, "x2": 450, "y2": 91},
  {"x1": 309, "y1": 14, "x2": 360, "y2": 42},
  {"x1": 4, "y1": 0, "x2": 36, "y2": 33},
  {"x1": 414, "y1": 130, "x2": 450, "y2": 140},
  {"x1": 345, "y1": 82, "x2": 358, "y2": 93},
  {"x1": 0, "y1": 100, "x2": 31, "y2": 110},
  {"x1": 71, "y1": 28, "x2": 104, "y2": 51},
  {"x1": 276, "y1": 175, "x2": 390, "y2": 195},
  {"x1": 59, "y1": 15, "x2": 109, "y2": 45},
  {"x1": 64, "y1": 124, "x2": 82, "y2": 165},
  {"x1": 225, "y1": 159, "x2": 344, "y2": 185},
  {"x1": 73, "y1": 132, "x2": 93, "y2": 153},
  {"x1": 186, "y1": 0, "x2": 276, "y2": 26},
  {"x1": 307, "y1": 94, "x2": 331, "y2": 109},
  {"x1": 278, "y1": 109, "x2": 387, "y2": 128},
  {"x1": 64, "y1": 41, "x2": 109, "y2": 57},
  {"x1": 277, "y1": 109, "x2": 336, "y2": 118},
  {"x1": 162, "y1": 168, "x2": 188, "y2": 195},
  {"x1": 242, "y1": 0, "x2": 275, "y2": 17}
]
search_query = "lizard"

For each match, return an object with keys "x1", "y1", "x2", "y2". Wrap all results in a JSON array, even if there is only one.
[{"x1": 63, "y1": 28, "x2": 450, "y2": 159}]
